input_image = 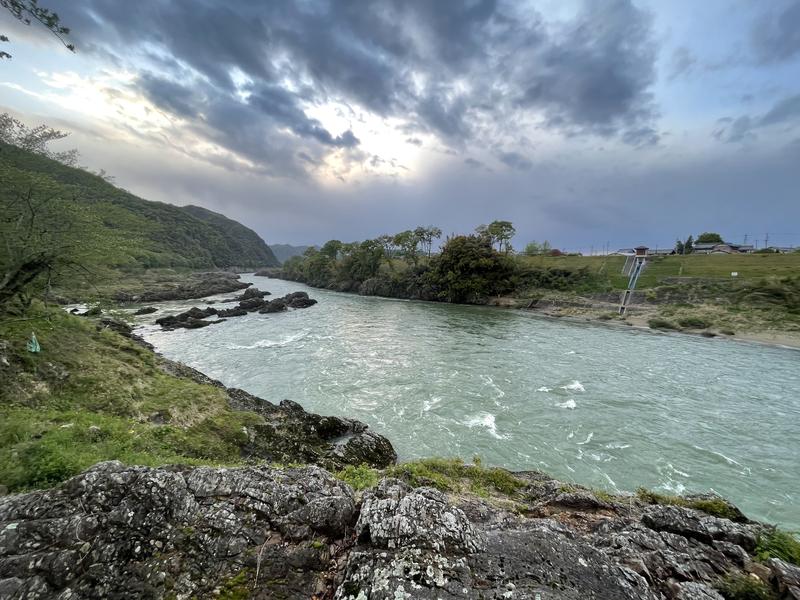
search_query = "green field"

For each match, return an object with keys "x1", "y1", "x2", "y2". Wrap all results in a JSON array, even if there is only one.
[{"x1": 518, "y1": 253, "x2": 800, "y2": 290}]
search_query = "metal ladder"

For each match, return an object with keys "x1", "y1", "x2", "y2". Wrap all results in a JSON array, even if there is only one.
[{"x1": 619, "y1": 257, "x2": 645, "y2": 315}]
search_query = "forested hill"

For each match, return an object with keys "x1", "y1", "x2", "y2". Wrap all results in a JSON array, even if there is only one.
[
  {"x1": 0, "y1": 142, "x2": 279, "y2": 271},
  {"x1": 180, "y1": 205, "x2": 278, "y2": 267},
  {"x1": 269, "y1": 243, "x2": 317, "y2": 264}
]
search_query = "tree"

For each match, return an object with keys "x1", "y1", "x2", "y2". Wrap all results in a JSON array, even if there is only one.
[
  {"x1": 683, "y1": 235, "x2": 694, "y2": 255},
  {"x1": 696, "y1": 232, "x2": 724, "y2": 244},
  {"x1": 414, "y1": 226, "x2": 442, "y2": 259},
  {"x1": 674, "y1": 238, "x2": 685, "y2": 255},
  {"x1": 340, "y1": 239, "x2": 384, "y2": 282},
  {"x1": 428, "y1": 234, "x2": 514, "y2": 303},
  {"x1": 0, "y1": 114, "x2": 79, "y2": 166},
  {"x1": 1, "y1": 0, "x2": 74, "y2": 59},
  {"x1": 476, "y1": 220, "x2": 515, "y2": 253},
  {"x1": 0, "y1": 164, "x2": 120, "y2": 311},
  {"x1": 524, "y1": 240, "x2": 551, "y2": 255},
  {"x1": 393, "y1": 230, "x2": 421, "y2": 267},
  {"x1": 320, "y1": 239, "x2": 342, "y2": 260}
]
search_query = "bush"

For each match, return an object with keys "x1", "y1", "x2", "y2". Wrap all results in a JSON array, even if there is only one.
[
  {"x1": 648, "y1": 318, "x2": 679, "y2": 330},
  {"x1": 335, "y1": 464, "x2": 379, "y2": 490},
  {"x1": 716, "y1": 573, "x2": 776, "y2": 600},
  {"x1": 756, "y1": 529, "x2": 800, "y2": 565},
  {"x1": 678, "y1": 316, "x2": 712, "y2": 329}
]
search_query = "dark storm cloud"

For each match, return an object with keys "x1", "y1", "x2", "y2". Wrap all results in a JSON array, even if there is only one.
[
  {"x1": 751, "y1": 0, "x2": 800, "y2": 64},
  {"x1": 48, "y1": 0, "x2": 660, "y2": 175},
  {"x1": 513, "y1": 0, "x2": 658, "y2": 141}
]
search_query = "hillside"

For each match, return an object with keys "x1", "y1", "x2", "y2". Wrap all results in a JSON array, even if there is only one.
[
  {"x1": 0, "y1": 142, "x2": 278, "y2": 278},
  {"x1": 269, "y1": 243, "x2": 316, "y2": 264},
  {"x1": 181, "y1": 205, "x2": 278, "y2": 267}
]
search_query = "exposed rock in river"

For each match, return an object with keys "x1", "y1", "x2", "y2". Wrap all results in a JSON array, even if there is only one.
[
  {"x1": 115, "y1": 272, "x2": 249, "y2": 303},
  {"x1": 2, "y1": 457, "x2": 793, "y2": 599},
  {"x1": 155, "y1": 306, "x2": 223, "y2": 330}
]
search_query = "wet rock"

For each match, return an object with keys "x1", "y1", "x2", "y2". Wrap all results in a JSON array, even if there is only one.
[
  {"x1": 237, "y1": 296, "x2": 266, "y2": 311},
  {"x1": 216, "y1": 307, "x2": 248, "y2": 318},
  {"x1": 133, "y1": 306, "x2": 157, "y2": 315},
  {"x1": 259, "y1": 298, "x2": 288, "y2": 313},
  {"x1": 239, "y1": 287, "x2": 270, "y2": 300},
  {"x1": 156, "y1": 306, "x2": 220, "y2": 330},
  {"x1": 258, "y1": 291, "x2": 317, "y2": 313},
  {"x1": 289, "y1": 296, "x2": 318, "y2": 308}
]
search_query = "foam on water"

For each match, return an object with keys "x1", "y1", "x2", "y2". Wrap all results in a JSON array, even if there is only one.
[
  {"x1": 556, "y1": 399, "x2": 577, "y2": 409},
  {"x1": 561, "y1": 380, "x2": 585, "y2": 392},
  {"x1": 536, "y1": 386, "x2": 551, "y2": 392},
  {"x1": 577, "y1": 432, "x2": 594, "y2": 445},
  {"x1": 225, "y1": 330, "x2": 309, "y2": 350},
  {"x1": 463, "y1": 412, "x2": 505, "y2": 439}
]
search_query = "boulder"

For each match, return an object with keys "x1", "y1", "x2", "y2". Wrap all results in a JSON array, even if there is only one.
[
  {"x1": 259, "y1": 298, "x2": 288, "y2": 313},
  {"x1": 133, "y1": 306, "x2": 157, "y2": 315},
  {"x1": 156, "y1": 307, "x2": 219, "y2": 330}
]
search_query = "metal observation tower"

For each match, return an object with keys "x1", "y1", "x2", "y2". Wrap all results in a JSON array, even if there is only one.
[{"x1": 618, "y1": 246, "x2": 648, "y2": 315}]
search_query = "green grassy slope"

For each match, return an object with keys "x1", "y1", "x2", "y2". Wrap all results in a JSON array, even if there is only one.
[
  {"x1": 0, "y1": 142, "x2": 278, "y2": 271},
  {"x1": 0, "y1": 305, "x2": 260, "y2": 491},
  {"x1": 518, "y1": 253, "x2": 800, "y2": 289}
]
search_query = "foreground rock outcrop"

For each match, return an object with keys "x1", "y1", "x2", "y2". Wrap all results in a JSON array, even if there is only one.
[{"x1": 2, "y1": 461, "x2": 796, "y2": 600}]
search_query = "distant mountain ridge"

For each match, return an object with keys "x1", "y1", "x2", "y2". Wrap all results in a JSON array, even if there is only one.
[
  {"x1": 0, "y1": 142, "x2": 279, "y2": 270},
  {"x1": 269, "y1": 243, "x2": 317, "y2": 264}
]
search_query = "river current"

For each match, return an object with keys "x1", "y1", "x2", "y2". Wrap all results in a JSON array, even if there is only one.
[{"x1": 137, "y1": 274, "x2": 800, "y2": 527}]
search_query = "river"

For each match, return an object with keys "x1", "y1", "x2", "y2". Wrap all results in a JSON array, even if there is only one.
[{"x1": 136, "y1": 274, "x2": 800, "y2": 528}]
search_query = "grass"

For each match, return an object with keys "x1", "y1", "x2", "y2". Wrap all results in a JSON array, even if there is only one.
[
  {"x1": 385, "y1": 457, "x2": 525, "y2": 498},
  {"x1": 335, "y1": 458, "x2": 527, "y2": 499},
  {"x1": 636, "y1": 488, "x2": 744, "y2": 521},
  {"x1": 716, "y1": 573, "x2": 776, "y2": 600},
  {"x1": 335, "y1": 463, "x2": 380, "y2": 491},
  {"x1": 0, "y1": 303, "x2": 269, "y2": 491},
  {"x1": 517, "y1": 253, "x2": 800, "y2": 290},
  {"x1": 755, "y1": 529, "x2": 800, "y2": 565},
  {"x1": 678, "y1": 316, "x2": 712, "y2": 329}
]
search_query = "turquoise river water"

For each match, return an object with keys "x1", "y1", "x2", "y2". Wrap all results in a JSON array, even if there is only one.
[{"x1": 136, "y1": 274, "x2": 800, "y2": 528}]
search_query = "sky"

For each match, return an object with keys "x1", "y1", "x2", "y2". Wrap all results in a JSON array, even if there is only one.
[{"x1": 1, "y1": 0, "x2": 799, "y2": 252}]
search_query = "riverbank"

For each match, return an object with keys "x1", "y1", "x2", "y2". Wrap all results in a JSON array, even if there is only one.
[
  {"x1": 272, "y1": 268, "x2": 800, "y2": 351},
  {"x1": 0, "y1": 303, "x2": 394, "y2": 492}
]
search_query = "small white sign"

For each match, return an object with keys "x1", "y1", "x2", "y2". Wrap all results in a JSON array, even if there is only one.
[{"x1": 731, "y1": 272, "x2": 738, "y2": 277}]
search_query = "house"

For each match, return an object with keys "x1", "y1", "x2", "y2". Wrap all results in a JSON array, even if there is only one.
[{"x1": 692, "y1": 242, "x2": 753, "y2": 254}]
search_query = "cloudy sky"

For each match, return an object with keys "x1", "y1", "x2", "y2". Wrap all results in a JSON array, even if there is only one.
[{"x1": 1, "y1": 0, "x2": 799, "y2": 252}]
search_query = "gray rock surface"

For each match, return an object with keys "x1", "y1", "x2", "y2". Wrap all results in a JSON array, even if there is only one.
[{"x1": 1, "y1": 461, "x2": 786, "y2": 600}]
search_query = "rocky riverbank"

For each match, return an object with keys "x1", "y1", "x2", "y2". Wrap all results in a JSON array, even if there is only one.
[{"x1": 2, "y1": 459, "x2": 799, "y2": 599}]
